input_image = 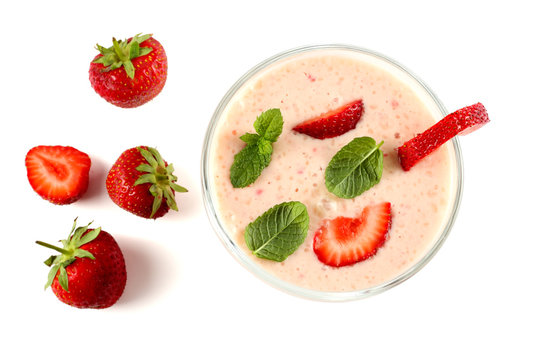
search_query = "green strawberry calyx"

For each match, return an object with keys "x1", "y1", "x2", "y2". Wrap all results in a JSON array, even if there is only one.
[
  {"x1": 36, "y1": 219, "x2": 100, "y2": 292},
  {"x1": 135, "y1": 147, "x2": 188, "y2": 218},
  {"x1": 92, "y1": 33, "x2": 153, "y2": 79}
]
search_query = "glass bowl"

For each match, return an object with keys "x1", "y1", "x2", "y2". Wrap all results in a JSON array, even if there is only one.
[{"x1": 201, "y1": 44, "x2": 463, "y2": 301}]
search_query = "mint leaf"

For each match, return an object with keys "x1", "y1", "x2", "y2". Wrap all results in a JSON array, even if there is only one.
[
  {"x1": 244, "y1": 201, "x2": 309, "y2": 262},
  {"x1": 257, "y1": 138, "x2": 273, "y2": 155},
  {"x1": 230, "y1": 144, "x2": 272, "y2": 188},
  {"x1": 254, "y1": 108, "x2": 283, "y2": 142},
  {"x1": 230, "y1": 109, "x2": 283, "y2": 188},
  {"x1": 325, "y1": 137, "x2": 384, "y2": 199},
  {"x1": 239, "y1": 133, "x2": 260, "y2": 145}
]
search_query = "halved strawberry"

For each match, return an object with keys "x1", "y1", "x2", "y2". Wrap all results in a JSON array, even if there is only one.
[
  {"x1": 313, "y1": 202, "x2": 392, "y2": 267},
  {"x1": 25, "y1": 146, "x2": 91, "y2": 205},
  {"x1": 398, "y1": 102, "x2": 489, "y2": 171},
  {"x1": 293, "y1": 99, "x2": 364, "y2": 139}
]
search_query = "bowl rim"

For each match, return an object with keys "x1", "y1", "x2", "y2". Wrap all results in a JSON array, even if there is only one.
[{"x1": 200, "y1": 44, "x2": 464, "y2": 301}]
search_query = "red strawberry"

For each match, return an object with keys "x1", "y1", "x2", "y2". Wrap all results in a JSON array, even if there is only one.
[
  {"x1": 398, "y1": 102, "x2": 489, "y2": 171},
  {"x1": 293, "y1": 99, "x2": 364, "y2": 139},
  {"x1": 25, "y1": 145, "x2": 91, "y2": 205},
  {"x1": 89, "y1": 33, "x2": 167, "y2": 108},
  {"x1": 106, "y1": 146, "x2": 188, "y2": 219},
  {"x1": 313, "y1": 202, "x2": 392, "y2": 267},
  {"x1": 36, "y1": 220, "x2": 127, "y2": 309}
]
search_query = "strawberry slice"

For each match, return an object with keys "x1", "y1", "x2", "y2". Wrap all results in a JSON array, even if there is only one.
[
  {"x1": 25, "y1": 146, "x2": 91, "y2": 205},
  {"x1": 398, "y1": 102, "x2": 489, "y2": 171},
  {"x1": 293, "y1": 99, "x2": 364, "y2": 139},
  {"x1": 313, "y1": 202, "x2": 392, "y2": 267}
]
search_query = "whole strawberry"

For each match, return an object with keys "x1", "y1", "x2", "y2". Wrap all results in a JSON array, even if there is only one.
[
  {"x1": 36, "y1": 220, "x2": 127, "y2": 309},
  {"x1": 106, "y1": 146, "x2": 188, "y2": 219},
  {"x1": 89, "y1": 33, "x2": 167, "y2": 108}
]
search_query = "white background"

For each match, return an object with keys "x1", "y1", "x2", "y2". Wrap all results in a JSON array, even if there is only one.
[{"x1": 1, "y1": 0, "x2": 538, "y2": 359}]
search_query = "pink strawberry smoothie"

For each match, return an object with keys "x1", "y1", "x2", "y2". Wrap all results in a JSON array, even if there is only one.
[{"x1": 206, "y1": 47, "x2": 459, "y2": 294}]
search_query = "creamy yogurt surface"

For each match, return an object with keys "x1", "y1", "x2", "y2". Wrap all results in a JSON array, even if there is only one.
[{"x1": 207, "y1": 48, "x2": 458, "y2": 293}]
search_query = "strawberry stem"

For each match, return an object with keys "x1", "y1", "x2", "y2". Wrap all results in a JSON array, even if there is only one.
[
  {"x1": 112, "y1": 37, "x2": 128, "y2": 62},
  {"x1": 92, "y1": 33, "x2": 153, "y2": 79},
  {"x1": 134, "y1": 146, "x2": 188, "y2": 218},
  {"x1": 35, "y1": 241, "x2": 71, "y2": 256}
]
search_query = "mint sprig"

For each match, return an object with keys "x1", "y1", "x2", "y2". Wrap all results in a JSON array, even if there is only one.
[
  {"x1": 230, "y1": 109, "x2": 283, "y2": 188},
  {"x1": 325, "y1": 137, "x2": 384, "y2": 199},
  {"x1": 244, "y1": 201, "x2": 309, "y2": 262}
]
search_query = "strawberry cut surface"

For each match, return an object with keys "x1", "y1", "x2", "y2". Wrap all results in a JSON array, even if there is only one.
[
  {"x1": 293, "y1": 99, "x2": 364, "y2": 139},
  {"x1": 397, "y1": 102, "x2": 489, "y2": 171},
  {"x1": 25, "y1": 145, "x2": 91, "y2": 205},
  {"x1": 313, "y1": 202, "x2": 392, "y2": 267}
]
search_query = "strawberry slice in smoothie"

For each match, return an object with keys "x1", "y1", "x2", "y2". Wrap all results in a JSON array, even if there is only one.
[{"x1": 313, "y1": 202, "x2": 392, "y2": 267}]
